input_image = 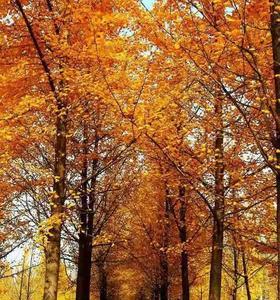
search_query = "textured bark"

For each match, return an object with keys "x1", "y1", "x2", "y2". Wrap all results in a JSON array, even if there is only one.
[
  {"x1": 178, "y1": 186, "x2": 190, "y2": 300},
  {"x1": 43, "y1": 106, "x2": 67, "y2": 300},
  {"x1": 209, "y1": 100, "x2": 224, "y2": 300},
  {"x1": 43, "y1": 225, "x2": 62, "y2": 300},
  {"x1": 271, "y1": 3, "x2": 280, "y2": 298}
]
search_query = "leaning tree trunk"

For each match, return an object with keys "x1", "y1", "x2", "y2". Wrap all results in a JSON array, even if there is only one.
[
  {"x1": 270, "y1": 2, "x2": 280, "y2": 298},
  {"x1": 13, "y1": 1, "x2": 67, "y2": 299},
  {"x1": 209, "y1": 100, "x2": 225, "y2": 300},
  {"x1": 178, "y1": 186, "x2": 190, "y2": 300}
]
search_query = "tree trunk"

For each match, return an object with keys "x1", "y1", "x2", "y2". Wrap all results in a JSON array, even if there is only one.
[
  {"x1": 13, "y1": 1, "x2": 67, "y2": 299},
  {"x1": 159, "y1": 187, "x2": 171, "y2": 300},
  {"x1": 178, "y1": 186, "x2": 190, "y2": 300},
  {"x1": 159, "y1": 249, "x2": 168, "y2": 300},
  {"x1": 270, "y1": 3, "x2": 280, "y2": 298},
  {"x1": 76, "y1": 130, "x2": 98, "y2": 300},
  {"x1": 76, "y1": 126, "x2": 91, "y2": 300},
  {"x1": 75, "y1": 199, "x2": 95, "y2": 300},
  {"x1": 76, "y1": 238, "x2": 92, "y2": 300},
  {"x1": 159, "y1": 263, "x2": 168, "y2": 300},
  {"x1": 153, "y1": 286, "x2": 160, "y2": 300},
  {"x1": 242, "y1": 252, "x2": 251, "y2": 300},
  {"x1": 98, "y1": 262, "x2": 108, "y2": 300},
  {"x1": 232, "y1": 248, "x2": 238, "y2": 300},
  {"x1": 209, "y1": 100, "x2": 224, "y2": 300},
  {"x1": 43, "y1": 105, "x2": 67, "y2": 300}
]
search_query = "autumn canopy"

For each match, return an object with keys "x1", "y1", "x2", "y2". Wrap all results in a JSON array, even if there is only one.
[{"x1": 1, "y1": 0, "x2": 280, "y2": 299}]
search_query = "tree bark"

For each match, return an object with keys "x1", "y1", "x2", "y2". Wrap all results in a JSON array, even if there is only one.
[
  {"x1": 76, "y1": 238, "x2": 92, "y2": 300},
  {"x1": 13, "y1": 2, "x2": 67, "y2": 299},
  {"x1": 159, "y1": 260, "x2": 168, "y2": 300},
  {"x1": 270, "y1": 3, "x2": 280, "y2": 298},
  {"x1": 159, "y1": 187, "x2": 171, "y2": 300},
  {"x1": 242, "y1": 252, "x2": 251, "y2": 300},
  {"x1": 76, "y1": 129, "x2": 98, "y2": 300},
  {"x1": 153, "y1": 286, "x2": 160, "y2": 300},
  {"x1": 209, "y1": 100, "x2": 224, "y2": 300},
  {"x1": 43, "y1": 104, "x2": 67, "y2": 300},
  {"x1": 178, "y1": 186, "x2": 190, "y2": 300},
  {"x1": 76, "y1": 125, "x2": 90, "y2": 300},
  {"x1": 232, "y1": 248, "x2": 238, "y2": 300},
  {"x1": 98, "y1": 262, "x2": 108, "y2": 300}
]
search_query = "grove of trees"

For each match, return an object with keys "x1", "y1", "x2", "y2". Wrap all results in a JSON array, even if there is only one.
[{"x1": 1, "y1": 0, "x2": 280, "y2": 299}]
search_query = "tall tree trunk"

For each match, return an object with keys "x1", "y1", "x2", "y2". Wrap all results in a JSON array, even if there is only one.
[
  {"x1": 159, "y1": 262, "x2": 168, "y2": 300},
  {"x1": 13, "y1": 1, "x2": 67, "y2": 299},
  {"x1": 232, "y1": 248, "x2": 238, "y2": 300},
  {"x1": 209, "y1": 100, "x2": 225, "y2": 300},
  {"x1": 178, "y1": 186, "x2": 190, "y2": 300},
  {"x1": 76, "y1": 126, "x2": 91, "y2": 300},
  {"x1": 98, "y1": 262, "x2": 108, "y2": 300},
  {"x1": 76, "y1": 235, "x2": 91, "y2": 300},
  {"x1": 270, "y1": 2, "x2": 280, "y2": 298},
  {"x1": 159, "y1": 187, "x2": 171, "y2": 300},
  {"x1": 43, "y1": 105, "x2": 67, "y2": 300},
  {"x1": 242, "y1": 252, "x2": 251, "y2": 300},
  {"x1": 76, "y1": 130, "x2": 98, "y2": 300},
  {"x1": 75, "y1": 190, "x2": 95, "y2": 300}
]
